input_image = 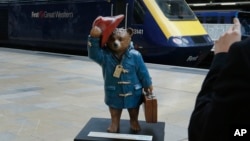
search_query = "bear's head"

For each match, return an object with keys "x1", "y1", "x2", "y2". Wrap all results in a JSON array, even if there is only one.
[{"x1": 106, "y1": 28, "x2": 133, "y2": 57}]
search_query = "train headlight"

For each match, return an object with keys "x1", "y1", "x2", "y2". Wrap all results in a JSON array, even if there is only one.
[
  {"x1": 172, "y1": 37, "x2": 182, "y2": 45},
  {"x1": 172, "y1": 37, "x2": 189, "y2": 45},
  {"x1": 182, "y1": 37, "x2": 189, "y2": 44}
]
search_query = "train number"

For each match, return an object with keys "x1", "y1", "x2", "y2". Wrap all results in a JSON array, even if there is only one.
[{"x1": 133, "y1": 29, "x2": 143, "y2": 35}]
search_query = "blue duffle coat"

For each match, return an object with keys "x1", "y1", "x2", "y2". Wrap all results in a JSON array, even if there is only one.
[{"x1": 87, "y1": 36, "x2": 152, "y2": 109}]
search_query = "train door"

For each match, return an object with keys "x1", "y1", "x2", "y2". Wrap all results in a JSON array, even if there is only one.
[
  {"x1": 0, "y1": 9, "x2": 8, "y2": 40},
  {"x1": 111, "y1": 0, "x2": 146, "y2": 51},
  {"x1": 112, "y1": 0, "x2": 127, "y2": 28},
  {"x1": 130, "y1": 0, "x2": 147, "y2": 50}
]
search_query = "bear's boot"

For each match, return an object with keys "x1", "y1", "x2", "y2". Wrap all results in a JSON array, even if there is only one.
[
  {"x1": 107, "y1": 107, "x2": 122, "y2": 133},
  {"x1": 128, "y1": 107, "x2": 141, "y2": 132}
]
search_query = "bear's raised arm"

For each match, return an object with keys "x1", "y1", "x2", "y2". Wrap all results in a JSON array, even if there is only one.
[
  {"x1": 90, "y1": 26, "x2": 102, "y2": 38},
  {"x1": 87, "y1": 36, "x2": 104, "y2": 66}
]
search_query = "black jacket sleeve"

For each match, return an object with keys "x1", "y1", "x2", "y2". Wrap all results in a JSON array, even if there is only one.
[{"x1": 188, "y1": 38, "x2": 250, "y2": 141}]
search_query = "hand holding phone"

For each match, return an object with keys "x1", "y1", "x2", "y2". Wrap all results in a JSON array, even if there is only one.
[{"x1": 236, "y1": 11, "x2": 250, "y2": 37}]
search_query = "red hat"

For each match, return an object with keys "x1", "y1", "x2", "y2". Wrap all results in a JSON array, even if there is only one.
[{"x1": 92, "y1": 14, "x2": 124, "y2": 47}]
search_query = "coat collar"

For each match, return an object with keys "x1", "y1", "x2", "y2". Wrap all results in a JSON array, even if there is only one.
[{"x1": 123, "y1": 42, "x2": 134, "y2": 58}]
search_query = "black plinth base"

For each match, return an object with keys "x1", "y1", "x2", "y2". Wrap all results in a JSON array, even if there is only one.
[{"x1": 74, "y1": 117, "x2": 165, "y2": 141}]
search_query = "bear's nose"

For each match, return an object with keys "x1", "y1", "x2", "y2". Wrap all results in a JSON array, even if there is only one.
[
  {"x1": 114, "y1": 43, "x2": 119, "y2": 48},
  {"x1": 113, "y1": 40, "x2": 120, "y2": 48}
]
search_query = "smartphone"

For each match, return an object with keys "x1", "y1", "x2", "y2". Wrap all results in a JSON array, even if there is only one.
[{"x1": 236, "y1": 11, "x2": 250, "y2": 38}]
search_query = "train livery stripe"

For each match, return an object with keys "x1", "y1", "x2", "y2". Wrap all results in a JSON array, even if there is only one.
[
  {"x1": 171, "y1": 21, "x2": 208, "y2": 36},
  {"x1": 143, "y1": 0, "x2": 208, "y2": 37},
  {"x1": 143, "y1": 0, "x2": 171, "y2": 37}
]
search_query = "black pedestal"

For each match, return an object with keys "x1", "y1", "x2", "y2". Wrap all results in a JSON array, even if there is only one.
[{"x1": 74, "y1": 117, "x2": 165, "y2": 141}]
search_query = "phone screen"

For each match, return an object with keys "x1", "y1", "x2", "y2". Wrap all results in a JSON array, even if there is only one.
[{"x1": 236, "y1": 11, "x2": 250, "y2": 37}]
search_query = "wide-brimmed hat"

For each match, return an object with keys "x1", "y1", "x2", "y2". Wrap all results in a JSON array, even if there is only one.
[{"x1": 92, "y1": 14, "x2": 124, "y2": 47}]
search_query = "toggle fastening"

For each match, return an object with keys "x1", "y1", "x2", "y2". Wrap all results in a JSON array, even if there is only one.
[
  {"x1": 119, "y1": 93, "x2": 132, "y2": 97},
  {"x1": 118, "y1": 81, "x2": 131, "y2": 84}
]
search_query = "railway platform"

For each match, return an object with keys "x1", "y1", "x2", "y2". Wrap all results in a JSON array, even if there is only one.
[{"x1": 0, "y1": 47, "x2": 208, "y2": 141}]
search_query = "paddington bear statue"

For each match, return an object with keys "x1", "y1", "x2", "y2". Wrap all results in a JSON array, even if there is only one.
[{"x1": 87, "y1": 14, "x2": 153, "y2": 133}]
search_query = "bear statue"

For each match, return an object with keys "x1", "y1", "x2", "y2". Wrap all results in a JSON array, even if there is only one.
[{"x1": 87, "y1": 14, "x2": 153, "y2": 133}]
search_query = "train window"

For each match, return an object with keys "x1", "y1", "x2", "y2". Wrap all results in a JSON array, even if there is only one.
[
  {"x1": 196, "y1": 16, "x2": 204, "y2": 23},
  {"x1": 194, "y1": 10, "x2": 238, "y2": 24},
  {"x1": 204, "y1": 16, "x2": 218, "y2": 23},
  {"x1": 133, "y1": 0, "x2": 145, "y2": 24},
  {"x1": 156, "y1": 0, "x2": 195, "y2": 20},
  {"x1": 0, "y1": 0, "x2": 59, "y2": 4},
  {"x1": 219, "y1": 17, "x2": 225, "y2": 24},
  {"x1": 0, "y1": 9, "x2": 8, "y2": 40},
  {"x1": 113, "y1": 0, "x2": 126, "y2": 16},
  {"x1": 112, "y1": 0, "x2": 126, "y2": 27}
]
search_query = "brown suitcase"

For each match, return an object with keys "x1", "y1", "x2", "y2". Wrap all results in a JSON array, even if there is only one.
[{"x1": 143, "y1": 94, "x2": 157, "y2": 123}]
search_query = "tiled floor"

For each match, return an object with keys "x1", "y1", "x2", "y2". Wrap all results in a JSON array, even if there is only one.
[{"x1": 0, "y1": 47, "x2": 208, "y2": 141}]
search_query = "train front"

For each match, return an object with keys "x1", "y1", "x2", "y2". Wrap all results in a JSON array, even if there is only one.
[{"x1": 140, "y1": 0, "x2": 214, "y2": 67}]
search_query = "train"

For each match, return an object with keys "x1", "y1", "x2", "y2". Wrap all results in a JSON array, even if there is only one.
[
  {"x1": 0, "y1": 0, "x2": 214, "y2": 68},
  {"x1": 189, "y1": 2, "x2": 250, "y2": 40},
  {"x1": 194, "y1": 10, "x2": 250, "y2": 39},
  {"x1": 194, "y1": 10, "x2": 237, "y2": 24}
]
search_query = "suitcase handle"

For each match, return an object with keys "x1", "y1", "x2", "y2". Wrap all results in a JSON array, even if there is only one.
[{"x1": 144, "y1": 92, "x2": 156, "y2": 99}]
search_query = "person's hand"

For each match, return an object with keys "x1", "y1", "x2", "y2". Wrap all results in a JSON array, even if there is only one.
[{"x1": 214, "y1": 18, "x2": 241, "y2": 54}]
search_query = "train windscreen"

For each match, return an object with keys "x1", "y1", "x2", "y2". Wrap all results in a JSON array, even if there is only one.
[{"x1": 156, "y1": 0, "x2": 196, "y2": 20}]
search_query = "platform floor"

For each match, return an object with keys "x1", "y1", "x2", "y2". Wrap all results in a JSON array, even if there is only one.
[{"x1": 0, "y1": 47, "x2": 208, "y2": 141}]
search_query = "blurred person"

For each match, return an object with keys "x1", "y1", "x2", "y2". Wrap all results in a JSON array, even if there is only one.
[{"x1": 188, "y1": 18, "x2": 250, "y2": 141}]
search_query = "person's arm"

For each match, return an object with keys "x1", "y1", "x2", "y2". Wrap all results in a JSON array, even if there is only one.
[
  {"x1": 193, "y1": 52, "x2": 228, "y2": 108},
  {"x1": 188, "y1": 52, "x2": 228, "y2": 141},
  {"x1": 192, "y1": 18, "x2": 242, "y2": 111},
  {"x1": 188, "y1": 18, "x2": 242, "y2": 141}
]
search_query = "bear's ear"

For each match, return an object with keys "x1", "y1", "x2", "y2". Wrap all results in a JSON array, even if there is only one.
[{"x1": 126, "y1": 28, "x2": 133, "y2": 36}]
